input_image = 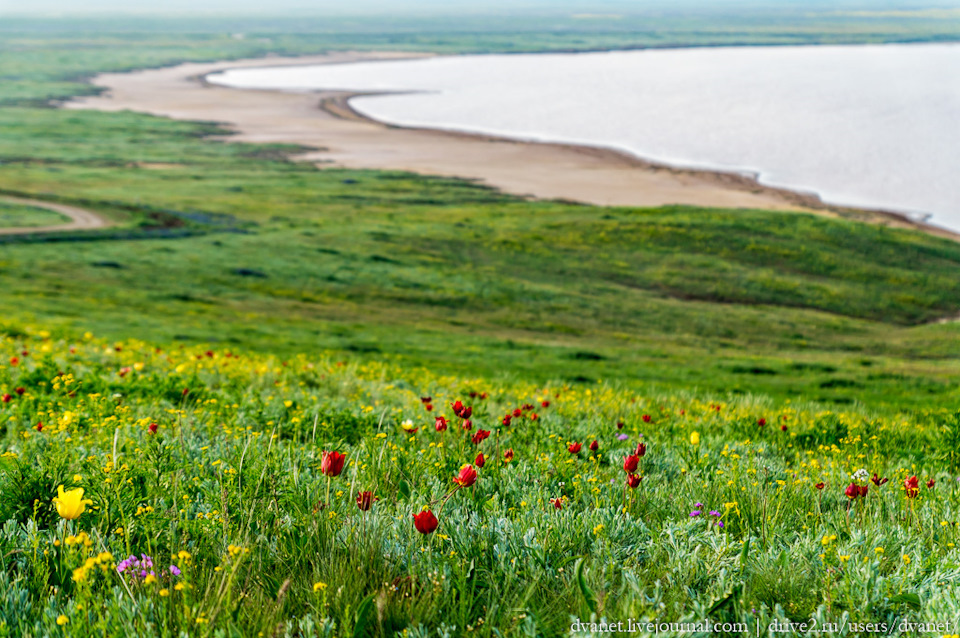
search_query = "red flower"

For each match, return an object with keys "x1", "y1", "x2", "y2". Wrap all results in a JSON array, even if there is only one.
[
  {"x1": 926, "y1": 478, "x2": 936, "y2": 489},
  {"x1": 642, "y1": 414, "x2": 651, "y2": 423},
  {"x1": 462, "y1": 419, "x2": 473, "y2": 431},
  {"x1": 623, "y1": 455, "x2": 639, "y2": 473},
  {"x1": 541, "y1": 400, "x2": 550, "y2": 408},
  {"x1": 475, "y1": 452, "x2": 485, "y2": 468},
  {"x1": 504, "y1": 449, "x2": 514, "y2": 462},
  {"x1": 321, "y1": 451, "x2": 346, "y2": 477},
  {"x1": 420, "y1": 396, "x2": 432, "y2": 403},
  {"x1": 757, "y1": 418, "x2": 766, "y2": 427},
  {"x1": 616, "y1": 421, "x2": 624, "y2": 430},
  {"x1": 9, "y1": 357, "x2": 18, "y2": 366},
  {"x1": 521, "y1": 404, "x2": 534, "y2": 412},
  {"x1": 1, "y1": 394, "x2": 11, "y2": 403},
  {"x1": 435, "y1": 416, "x2": 448, "y2": 432},
  {"x1": 502, "y1": 415, "x2": 512, "y2": 427},
  {"x1": 35, "y1": 422, "x2": 43, "y2": 432},
  {"x1": 512, "y1": 408, "x2": 522, "y2": 418},
  {"x1": 451, "y1": 400, "x2": 465, "y2": 416},
  {"x1": 589, "y1": 440, "x2": 599, "y2": 452},
  {"x1": 568, "y1": 442, "x2": 582, "y2": 454},
  {"x1": 148, "y1": 422, "x2": 158, "y2": 435},
  {"x1": 904, "y1": 476, "x2": 919, "y2": 498},
  {"x1": 529, "y1": 412, "x2": 539, "y2": 421},
  {"x1": 181, "y1": 388, "x2": 189, "y2": 397},
  {"x1": 471, "y1": 430, "x2": 490, "y2": 445},
  {"x1": 845, "y1": 483, "x2": 868, "y2": 499},
  {"x1": 780, "y1": 425, "x2": 788, "y2": 432},
  {"x1": 461, "y1": 406, "x2": 472, "y2": 420},
  {"x1": 815, "y1": 482, "x2": 825, "y2": 490},
  {"x1": 454, "y1": 465, "x2": 478, "y2": 487},
  {"x1": 634, "y1": 442, "x2": 646, "y2": 458},
  {"x1": 870, "y1": 473, "x2": 888, "y2": 487},
  {"x1": 356, "y1": 491, "x2": 378, "y2": 511},
  {"x1": 626, "y1": 474, "x2": 642, "y2": 489},
  {"x1": 468, "y1": 392, "x2": 477, "y2": 398},
  {"x1": 413, "y1": 510, "x2": 439, "y2": 535},
  {"x1": 425, "y1": 403, "x2": 433, "y2": 412},
  {"x1": 14, "y1": 387, "x2": 24, "y2": 396},
  {"x1": 550, "y1": 497, "x2": 563, "y2": 510}
]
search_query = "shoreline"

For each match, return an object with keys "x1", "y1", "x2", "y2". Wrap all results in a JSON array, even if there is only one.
[{"x1": 66, "y1": 50, "x2": 959, "y2": 242}]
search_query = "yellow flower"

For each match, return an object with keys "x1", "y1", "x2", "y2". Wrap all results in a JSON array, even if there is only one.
[
  {"x1": 56, "y1": 615, "x2": 69, "y2": 626},
  {"x1": 313, "y1": 581, "x2": 327, "y2": 592},
  {"x1": 902, "y1": 554, "x2": 911, "y2": 565},
  {"x1": 144, "y1": 574, "x2": 158, "y2": 585},
  {"x1": 52, "y1": 485, "x2": 92, "y2": 520},
  {"x1": 875, "y1": 547, "x2": 885, "y2": 554},
  {"x1": 690, "y1": 432, "x2": 700, "y2": 446},
  {"x1": 159, "y1": 588, "x2": 170, "y2": 597}
]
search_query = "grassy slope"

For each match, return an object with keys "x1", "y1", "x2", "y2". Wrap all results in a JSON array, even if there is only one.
[{"x1": 0, "y1": 23, "x2": 958, "y2": 414}]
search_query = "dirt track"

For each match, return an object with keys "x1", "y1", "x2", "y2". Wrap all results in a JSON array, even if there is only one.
[{"x1": 0, "y1": 196, "x2": 111, "y2": 235}]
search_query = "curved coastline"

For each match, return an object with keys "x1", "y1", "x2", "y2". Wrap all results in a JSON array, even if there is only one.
[{"x1": 68, "y1": 51, "x2": 959, "y2": 242}]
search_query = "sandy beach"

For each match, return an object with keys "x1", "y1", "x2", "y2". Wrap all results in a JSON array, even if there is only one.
[{"x1": 65, "y1": 51, "x2": 957, "y2": 239}]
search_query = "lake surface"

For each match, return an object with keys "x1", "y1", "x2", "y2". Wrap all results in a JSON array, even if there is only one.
[{"x1": 209, "y1": 44, "x2": 960, "y2": 230}]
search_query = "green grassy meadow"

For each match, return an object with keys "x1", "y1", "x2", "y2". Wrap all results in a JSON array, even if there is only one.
[{"x1": 0, "y1": 14, "x2": 960, "y2": 636}]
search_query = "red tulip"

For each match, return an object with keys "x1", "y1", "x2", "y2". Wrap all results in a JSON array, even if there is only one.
[
  {"x1": 541, "y1": 400, "x2": 550, "y2": 408},
  {"x1": 642, "y1": 414, "x2": 651, "y2": 423},
  {"x1": 870, "y1": 473, "x2": 888, "y2": 487},
  {"x1": 461, "y1": 407, "x2": 472, "y2": 420},
  {"x1": 512, "y1": 408, "x2": 522, "y2": 418},
  {"x1": 35, "y1": 421, "x2": 43, "y2": 432},
  {"x1": 634, "y1": 442, "x2": 646, "y2": 458},
  {"x1": 454, "y1": 464, "x2": 478, "y2": 488},
  {"x1": 435, "y1": 416, "x2": 448, "y2": 432},
  {"x1": 413, "y1": 510, "x2": 438, "y2": 535},
  {"x1": 420, "y1": 396, "x2": 432, "y2": 403},
  {"x1": 780, "y1": 425, "x2": 788, "y2": 432},
  {"x1": 356, "y1": 491, "x2": 378, "y2": 511},
  {"x1": 503, "y1": 449, "x2": 514, "y2": 462},
  {"x1": 9, "y1": 357, "x2": 18, "y2": 366},
  {"x1": 904, "y1": 476, "x2": 919, "y2": 498},
  {"x1": 757, "y1": 418, "x2": 766, "y2": 427},
  {"x1": 148, "y1": 422, "x2": 158, "y2": 435},
  {"x1": 502, "y1": 415, "x2": 512, "y2": 426},
  {"x1": 616, "y1": 421, "x2": 624, "y2": 430},
  {"x1": 14, "y1": 387, "x2": 24, "y2": 396},
  {"x1": 623, "y1": 455, "x2": 639, "y2": 473},
  {"x1": 626, "y1": 474, "x2": 642, "y2": 489},
  {"x1": 845, "y1": 483, "x2": 867, "y2": 499},
  {"x1": 461, "y1": 419, "x2": 473, "y2": 431},
  {"x1": 425, "y1": 403, "x2": 433, "y2": 412},
  {"x1": 451, "y1": 400, "x2": 465, "y2": 416},
  {"x1": 926, "y1": 478, "x2": 936, "y2": 489},
  {"x1": 321, "y1": 451, "x2": 346, "y2": 477},
  {"x1": 550, "y1": 497, "x2": 563, "y2": 510},
  {"x1": 475, "y1": 452, "x2": 485, "y2": 468},
  {"x1": 1, "y1": 394, "x2": 11, "y2": 403},
  {"x1": 815, "y1": 482, "x2": 825, "y2": 491},
  {"x1": 181, "y1": 388, "x2": 189, "y2": 397},
  {"x1": 589, "y1": 440, "x2": 599, "y2": 452},
  {"x1": 529, "y1": 412, "x2": 539, "y2": 421},
  {"x1": 568, "y1": 442, "x2": 582, "y2": 454},
  {"x1": 471, "y1": 430, "x2": 490, "y2": 445}
]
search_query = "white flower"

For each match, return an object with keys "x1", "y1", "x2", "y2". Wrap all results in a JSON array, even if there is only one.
[{"x1": 852, "y1": 468, "x2": 869, "y2": 482}]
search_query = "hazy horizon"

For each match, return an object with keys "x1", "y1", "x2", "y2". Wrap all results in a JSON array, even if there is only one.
[{"x1": 4, "y1": 0, "x2": 960, "y2": 17}]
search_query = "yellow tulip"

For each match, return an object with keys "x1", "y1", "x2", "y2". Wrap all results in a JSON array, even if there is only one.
[
  {"x1": 690, "y1": 432, "x2": 700, "y2": 446},
  {"x1": 52, "y1": 485, "x2": 92, "y2": 520}
]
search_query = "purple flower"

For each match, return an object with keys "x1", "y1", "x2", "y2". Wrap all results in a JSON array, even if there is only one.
[
  {"x1": 617, "y1": 434, "x2": 629, "y2": 441},
  {"x1": 169, "y1": 565, "x2": 181, "y2": 577},
  {"x1": 690, "y1": 510, "x2": 701, "y2": 517},
  {"x1": 694, "y1": 502, "x2": 703, "y2": 508},
  {"x1": 709, "y1": 510, "x2": 721, "y2": 517},
  {"x1": 716, "y1": 521, "x2": 724, "y2": 528}
]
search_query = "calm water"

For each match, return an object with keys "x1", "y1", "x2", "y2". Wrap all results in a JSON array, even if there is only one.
[{"x1": 209, "y1": 45, "x2": 960, "y2": 230}]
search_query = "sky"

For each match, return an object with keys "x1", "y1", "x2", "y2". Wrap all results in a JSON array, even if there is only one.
[{"x1": 4, "y1": 0, "x2": 959, "y2": 16}]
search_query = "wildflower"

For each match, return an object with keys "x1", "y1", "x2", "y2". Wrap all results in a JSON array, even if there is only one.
[
  {"x1": 927, "y1": 478, "x2": 936, "y2": 489},
  {"x1": 471, "y1": 430, "x2": 490, "y2": 445},
  {"x1": 420, "y1": 396, "x2": 432, "y2": 404},
  {"x1": 320, "y1": 451, "x2": 346, "y2": 477},
  {"x1": 904, "y1": 476, "x2": 920, "y2": 498},
  {"x1": 159, "y1": 588, "x2": 169, "y2": 597},
  {"x1": 875, "y1": 547, "x2": 884, "y2": 554},
  {"x1": 169, "y1": 565, "x2": 181, "y2": 576},
  {"x1": 815, "y1": 482, "x2": 825, "y2": 491},
  {"x1": 503, "y1": 449, "x2": 514, "y2": 463},
  {"x1": 413, "y1": 509, "x2": 439, "y2": 535},
  {"x1": 623, "y1": 455, "x2": 639, "y2": 473},
  {"x1": 148, "y1": 422, "x2": 158, "y2": 435},
  {"x1": 617, "y1": 434, "x2": 629, "y2": 441},
  {"x1": 550, "y1": 497, "x2": 563, "y2": 510},
  {"x1": 425, "y1": 403, "x2": 433, "y2": 412},
  {"x1": 690, "y1": 510, "x2": 702, "y2": 517},
  {"x1": 14, "y1": 387, "x2": 24, "y2": 396},
  {"x1": 642, "y1": 414, "x2": 651, "y2": 423},
  {"x1": 435, "y1": 416, "x2": 448, "y2": 432},
  {"x1": 475, "y1": 452, "x2": 485, "y2": 468},
  {"x1": 1, "y1": 394, "x2": 10, "y2": 403},
  {"x1": 635, "y1": 442, "x2": 646, "y2": 458},
  {"x1": 35, "y1": 422, "x2": 43, "y2": 432},
  {"x1": 780, "y1": 425, "x2": 788, "y2": 432},
  {"x1": 57, "y1": 615, "x2": 68, "y2": 626},
  {"x1": 356, "y1": 491, "x2": 377, "y2": 511},
  {"x1": 616, "y1": 421, "x2": 624, "y2": 430},
  {"x1": 690, "y1": 432, "x2": 700, "y2": 446},
  {"x1": 461, "y1": 419, "x2": 473, "y2": 430},
  {"x1": 313, "y1": 581, "x2": 327, "y2": 592},
  {"x1": 502, "y1": 415, "x2": 512, "y2": 426},
  {"x1": 852, "y1": 469, "x2": 870, "y2": 483},
  {"x1": 567, "y1": 442, "x2": 582, "y2": 454},
  {"x1": 626, "y1": 474, "x2": 642, "y2": 489},
  {"x1": 589, "y1": 440, "x2": 599, "y2": 452},
  {"x1": 757, "y1": 418, "x2": 766, "y2": 427},
  {"x1": 512, "y1": 408, "x2": 522, "y2": 418},
  {"x1": 902, "y1": 554, "x2": 911, "y2": 565},
  {"x1": 541, "y1": 400, "x2": 550, "y2": 408},
  {"x1": 453, "y1": 465, "x2": 478, "y2": 488},
  {"x1": 870, "y1": 473, "x2": 888, "y2": 486},
  {"x1": 592, "y1": 524, "x2": 604, "y2": 536},
  {"x1": 844, "y1": 483, "x2": 868, "y2": 499},
  {"x1": 401, "y1": 420, "x2": 418, "y2": 434},
  {"x1": 709, "y1": 510, "x2": 721, "y2": 517},
  {"x1": 529, "y1": 413, "x2": 539, "y2": 421},
  {"x1": 53, "y1": 486, "x2": 92, "y2": 520},
  {"x1": 451, "y1": 400, "x2": 465, "y2": 416}
]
